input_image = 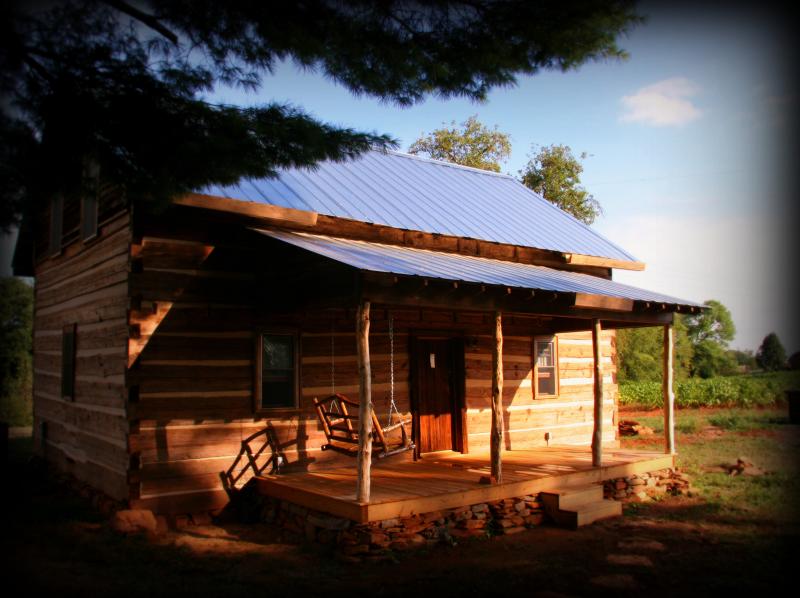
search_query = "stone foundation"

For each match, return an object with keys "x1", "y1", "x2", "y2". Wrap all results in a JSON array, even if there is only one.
[
  {"x1": 256, "y1": 494, "x2": 546, "y2": 561},
  {"x1": 603, "y1": 468, "x2": 692, "y2": 502}
]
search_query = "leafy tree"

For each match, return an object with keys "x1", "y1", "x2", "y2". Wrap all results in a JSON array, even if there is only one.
[
  {"x1": 616, "y1": 318, "x2": 692, "y2": 383},
  {"x1": 788, "y1": 351, "x2": 800, "y2": 370},
  {"x1": 408, "y1": 116, "x2": 512, "y2": 172},
  {"x1": 691, "y1": 340, "x2": 738, "y2": 379},
  {"x1": 683, "y1": 299, "x2": 737, "y2": 378},
  {"x1": 1, "y1": 0, "x2": 642, "y2": 231},
  {"x1": 756, "y1": 332, "x2": 786, "y2": 371},
  {"x1": 728, "y1": 349, "x2": 756, "y2": 372},
  {"x1": 0, "y1": 277, "x2": 33, "y2": 425},
  {"x1": 519, "y1": 144, "x2": 602, "y2": 224},
  {"x1": 684, "y1": 300, "x2": 736, "y2": 346}
]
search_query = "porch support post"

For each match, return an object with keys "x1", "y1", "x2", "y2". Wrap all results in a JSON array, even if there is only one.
[
  {"x1": 663, "y1": 320, "x2": 676, "y2": 455},
  {"x1": 491, "y1": 310, "x2": 504, "y2": 483},
  {"x1": 356, "y1": 300, "x2": 373, "y2": 502},
  {"x1": 591, "y1": 318, "x2": 603, "y2": 467}
]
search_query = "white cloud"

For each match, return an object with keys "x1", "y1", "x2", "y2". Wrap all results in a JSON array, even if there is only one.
[{"x1": 620, "y1": 78, "x2": 702, "y2": 126}]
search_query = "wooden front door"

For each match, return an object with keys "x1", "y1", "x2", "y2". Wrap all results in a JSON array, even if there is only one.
[{"x1": 415, "y1": 338, "x2": 456, "y2": 453}]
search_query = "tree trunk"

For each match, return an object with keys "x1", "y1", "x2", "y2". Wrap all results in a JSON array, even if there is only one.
[
  {"x1": 591, "y1": 319, "x2": 603, "y2": 467},
  {"x1": 491, "y1": 310, "x2": 504, "y2": 483},
  {"x1": 663, "y1": 321, "x2": 676, "y2": 455},
  {"x1": 356, "y1": 300, "x2": 373, "y2": 502}
]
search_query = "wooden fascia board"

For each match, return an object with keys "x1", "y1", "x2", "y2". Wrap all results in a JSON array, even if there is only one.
[
  {"x1": 573, "y1": 292, "x2": 634, "y2": 312},
  {"x1": 179, "y1": 193, "x2": 642, "y2": 272},
  {"x1": 360, "y1": 272, "x2": 677, "y2": 325},
  {"x1": 563, "y1": 253, "x2": 646, "y2": 271},
  {"x1": 174, "y1": 193, "x2": 318, "y2": 227}
]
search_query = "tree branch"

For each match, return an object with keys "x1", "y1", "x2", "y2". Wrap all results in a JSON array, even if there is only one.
[
  {"x1": 21, "y1": 54, "x2": 53, "y2": 82},
  {"x1": 101, "y1": 0, "x2": 178, "y2": 44}
]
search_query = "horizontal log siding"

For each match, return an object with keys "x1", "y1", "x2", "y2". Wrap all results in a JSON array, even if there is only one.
[
  {"x1": 33, "y1": 211, "x2": 131, "y2": 501},
  {"x1": 465, "y1": 329, "x2": 618, "y2": 450},
  {"x1": 126, "y1": 235, "x2": 376, "y2": 513},
  {"x1": 126, "y1": 230, "x2": 619, "y2": 515}
]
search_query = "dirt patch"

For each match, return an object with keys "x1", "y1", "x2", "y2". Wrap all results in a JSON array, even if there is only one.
[{"x1": 5, "y1": 422, "x2": 799, "y2": 596}]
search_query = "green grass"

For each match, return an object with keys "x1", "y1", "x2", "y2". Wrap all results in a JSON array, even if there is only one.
[{"x1": 621, "y1": 407, "x2": 800, "y2": 523}]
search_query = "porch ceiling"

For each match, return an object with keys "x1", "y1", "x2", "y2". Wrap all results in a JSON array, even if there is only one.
[{"x1": 254, "y1": 229, "x2": 701, "y2": 312}]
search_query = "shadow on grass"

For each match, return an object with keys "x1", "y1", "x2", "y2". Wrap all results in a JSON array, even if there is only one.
[{"x1": 5, "y1": 437, "x2": 800, "y2": 597}]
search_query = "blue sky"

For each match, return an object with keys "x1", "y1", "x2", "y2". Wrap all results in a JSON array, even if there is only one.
[
  {"x1": 1, "y1": 3, "x2": 794, "y2": 353},
  {"x1": 208, "y1": 3, "x2": 797, "y2": 353}
]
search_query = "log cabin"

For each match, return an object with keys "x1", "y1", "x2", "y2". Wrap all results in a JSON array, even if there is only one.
[{"x1": 15, "y1": 150, "x2": 699, "y2": 527}]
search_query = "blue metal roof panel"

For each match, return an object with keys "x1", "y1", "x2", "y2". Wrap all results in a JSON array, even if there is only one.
[
  {"x1": 257, "y1": 230, "x2": 700, "y2": 307},
  {"x1": 202, "y1": 150, "x2": 639, "y2": 263}
]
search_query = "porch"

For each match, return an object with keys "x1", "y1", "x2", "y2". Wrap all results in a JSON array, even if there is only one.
[{"x1": 255, "y1": 446, "x2": 674, "y2": 523}]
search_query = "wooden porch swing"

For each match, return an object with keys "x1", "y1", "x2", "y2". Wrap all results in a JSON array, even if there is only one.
[
  {"x1": 313, "y1": 393, "x2": 413, "y2": 458},
  {"x1": 313, "y1": 314, "x2": 414, "y2": 459}
]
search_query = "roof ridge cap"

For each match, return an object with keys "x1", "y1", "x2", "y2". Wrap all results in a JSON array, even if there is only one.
[{"x1": 382, "y1": 149, "x2": 514, "y2": 179}]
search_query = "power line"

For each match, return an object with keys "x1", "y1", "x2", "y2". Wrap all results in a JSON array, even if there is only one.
[{"x1": 589, "y1": 169, "x2": 744, "y2": 186}]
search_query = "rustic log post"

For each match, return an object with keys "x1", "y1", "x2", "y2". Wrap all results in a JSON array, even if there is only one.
[
  {"x1": 663, "y1": 321, "x2": 676, "y2": 455},
  {"x1": 356, "y1": 300, "x2": 373, "y2": 502},
  {"x1": 491, "y1": 310, "x2": 504, "y2": 483},
  {"x1": 591, "y1": 319, "x2": 603, "y2": 467}
]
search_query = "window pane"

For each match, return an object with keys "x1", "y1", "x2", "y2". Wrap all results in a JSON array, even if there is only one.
[
  {"x1": 261, "y1": 334, "x2": 295, "y2": 408},
  {"x1": 262, "y1": 335, "x2": 293, "y2": 369},
  {"x1": 536, "y1": 341, "x2": 554, "y2": 367},
  {"x1": 537, "y1": 367, "x2": 556, "y2": 395}
]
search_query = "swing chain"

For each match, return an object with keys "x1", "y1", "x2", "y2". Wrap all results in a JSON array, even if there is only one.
[
  {"x1": 388, "y1": 313, "x2": 399, "y2": 425},
  {"x1": 329, "y1": 318, "x2": 339, "y2": 414}
]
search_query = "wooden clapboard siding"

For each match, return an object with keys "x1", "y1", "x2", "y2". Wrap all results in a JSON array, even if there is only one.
[{"x1": 33, "y1": 210, "x2": 131, "y2": 501}]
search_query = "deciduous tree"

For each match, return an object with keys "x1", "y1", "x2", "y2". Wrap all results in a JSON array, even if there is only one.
[
  {"x1": 616, "y1": 318, "x2": 692, "y2": 382},
  {"x1": 0, "y1": 277, "x2": 33, "y2": 425},
  {"x1": 519, "y1": 144, "x2": 602, "y2": 224},
  {"x1": 408, "y1": 116, "x2": 512, "y2": 172},
  {"x1": 684, "y1": 299, "x2": 737, "y2": 378}
]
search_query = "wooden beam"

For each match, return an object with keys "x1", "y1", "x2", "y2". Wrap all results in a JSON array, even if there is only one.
[
  {"x1": 361, "y1": 274, "x2": 677, "y2": 325},
  {"x1": 174, "y1": 193, "x2": 318, "y2": 227},
  {"x1": 491, "y1": 311, "x2": 504, "y2": 483},
  {"x1": 573, "y1": 293, "x2": 634, "y2": 312},
  {"x1": 591, "y1": 318, "x2": 603, "y2": 467},
  {"x1": 663, "y1": 321, "x2": 676, "y2": 455},
  {"x1": 356, "y1": 300, "x2": 373, "y2": 502},
  {"x1": 563, "y1": 253, "x2": 646, "y2": 271}
]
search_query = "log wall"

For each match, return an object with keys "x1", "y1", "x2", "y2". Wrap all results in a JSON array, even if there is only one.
[
  {"x1": 126, "y1": 231, "x2": 618, "y2": 516},
  {"x1": 58, "y1": 208, "x2": 617, "y2": 516},
  {"x1": 464, "y1": 329, "x2": 618, "y2": 452},
  {"x1": 123, "y1": 226, "x2": 365, "y2": 513},
  {"x1": 32, "y1": 211, "x2": 132, "y2": 501}
]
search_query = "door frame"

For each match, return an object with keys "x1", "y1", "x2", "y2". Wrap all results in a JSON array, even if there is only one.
[{"x1": 409, "y1": 330, "x2": 467, "y2": 457}]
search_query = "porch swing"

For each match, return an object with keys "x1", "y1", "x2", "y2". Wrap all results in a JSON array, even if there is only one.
[{"x1": 313, "y1": 314, "x2": 415, "y2": 459}]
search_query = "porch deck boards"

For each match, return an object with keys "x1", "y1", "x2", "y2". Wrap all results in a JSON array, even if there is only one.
[{"x1": 255, "y1": 446, "x2": 674, "y2": 523}]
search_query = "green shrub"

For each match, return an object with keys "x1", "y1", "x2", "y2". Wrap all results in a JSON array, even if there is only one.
[{"x1": 619, "y1": 371, "x2": 800, "y2": 409}]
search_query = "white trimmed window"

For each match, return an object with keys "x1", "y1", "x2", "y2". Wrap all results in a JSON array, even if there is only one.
[{"x1": 534, "y1": 335, "x2": 559, "y2": 398}]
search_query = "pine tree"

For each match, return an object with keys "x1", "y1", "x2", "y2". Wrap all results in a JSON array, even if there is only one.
[
  {"x1": 1, "y1": 1, "x2": 641, "y2": 230},
  {"x1": 756, "y1": 333, "x2": 786, "y2": 371}
]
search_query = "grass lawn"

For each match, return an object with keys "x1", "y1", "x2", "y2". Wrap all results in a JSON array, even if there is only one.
[
  {"x1": 620, "y1": 406, "x2": 800, "y2": 524},
  {"x1": 3, "y1": 407, "x2": 798, "y2": 596}
]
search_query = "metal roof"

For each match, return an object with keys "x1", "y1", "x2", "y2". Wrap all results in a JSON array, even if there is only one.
[
  {"x1": 203, "y1": 150, "x2": 638, "y2": 263},
  {"x1": 256, "y1": 230, "x2": 700, "y2": 307}
]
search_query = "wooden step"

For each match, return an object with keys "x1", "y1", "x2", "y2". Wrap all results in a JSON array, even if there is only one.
[
  {"x1": 540, "y1": 484, "x2": 603, "y2": 511},
  {"x1": 540, "y1": 484, "x2": 622, "y2": 529}
]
